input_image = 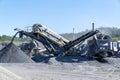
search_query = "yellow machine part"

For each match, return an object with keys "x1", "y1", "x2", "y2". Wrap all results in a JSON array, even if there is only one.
[{"x1": 34, "y1": 32, "x2": 65, "y2": 46}]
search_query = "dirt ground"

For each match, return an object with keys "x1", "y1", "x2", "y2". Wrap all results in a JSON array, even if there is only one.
[
  {"x1": 0, "y1": 43, "x2": 120, "y2": 80},
  {"x1": 0, "y1": 58, "x2": 120, "y2": 80}
]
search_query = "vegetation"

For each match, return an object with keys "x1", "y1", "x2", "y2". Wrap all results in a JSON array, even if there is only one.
[
  {"x1": 62, "y1": 27, "x2": 120, "y2": 41},
  {"x1": 0, "y1": 27, "x2": 120, "y2": 43},
  {"x1": 0, "y1": 35, "x2": 30, "y2": 44},
  {"x1": 112, "y1": 37, "x2": 120, "y2": 42},
  {"x1": 0, "y1": 35, "x2": 12, "y2": 41}
]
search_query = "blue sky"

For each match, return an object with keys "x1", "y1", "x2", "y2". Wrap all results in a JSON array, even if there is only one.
[{"x1": 0, "y1": 0, "x2": 120, "y2": 36}]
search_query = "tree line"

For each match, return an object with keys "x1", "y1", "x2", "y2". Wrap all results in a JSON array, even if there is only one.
[
  {"x1": 61, "y1": 27, "x2": 120, "y2": 41},
  {"x1": 0, "y1": 27, "x2": 120, "y2": 43}
]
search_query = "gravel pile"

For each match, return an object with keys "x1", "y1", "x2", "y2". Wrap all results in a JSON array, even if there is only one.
[{"x1": 0, "y1": 43, "x2": 34, "y2": 63}]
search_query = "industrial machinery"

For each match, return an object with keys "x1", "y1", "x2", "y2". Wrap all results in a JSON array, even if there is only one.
[
  {"x1": 13, "y1": 24, "x2": 99, "y2": 54},
  {"x1": 12, "y1": 23, "x2": 116, "y2": 61},
  {"x1": 87, "y1": 33, "x2": 113, "y2": 60}
]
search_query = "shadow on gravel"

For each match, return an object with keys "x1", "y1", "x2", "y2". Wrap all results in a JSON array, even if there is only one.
[
  {"x1": 55, "y1": 56, "x2": 88, "y2": 63},
  {"x1": 32, "y1": 54, "x2": 89, "y2": 63},
  {"x1": 32, "y1": 54, "x2": 109, "y2": 64},
  {"x1": 95, "y1": 58, "x2": 108, "y2": 63},
  {"x1": 32, "y1": 54, "x2": 52, "y2": 63}
]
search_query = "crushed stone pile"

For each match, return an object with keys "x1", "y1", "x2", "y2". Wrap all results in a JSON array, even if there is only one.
[{"x1": 0, "y1": 43, "x2": 34, "y2": 63}]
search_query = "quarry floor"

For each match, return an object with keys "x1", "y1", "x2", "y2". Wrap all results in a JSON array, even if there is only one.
[
  {"x1": 1, "y1": 58, "x2": 120, "y2": 80},
  {"x1": 0, "y1": 43, "x2": 120, "y2": 80}
]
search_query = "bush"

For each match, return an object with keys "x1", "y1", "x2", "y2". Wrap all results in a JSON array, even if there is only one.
[{"x1": 112, "y1": 37, "x2": 120, "y2": 42}]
